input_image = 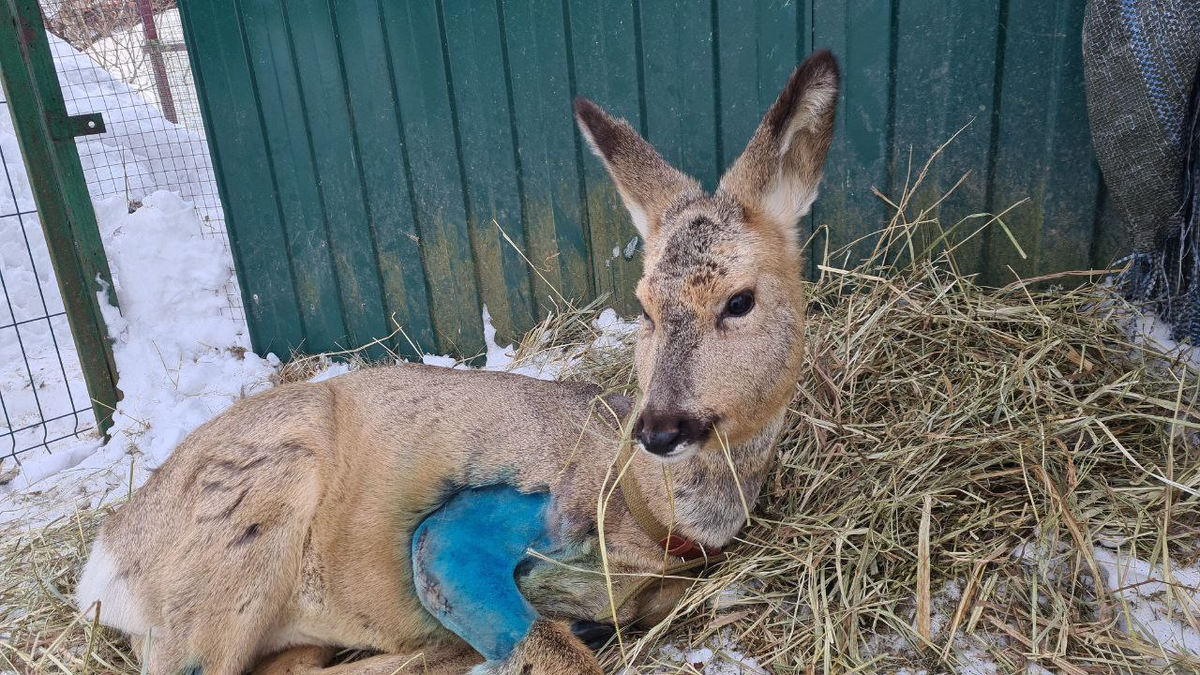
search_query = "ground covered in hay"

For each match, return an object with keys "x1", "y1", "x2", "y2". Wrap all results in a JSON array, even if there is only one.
[{"x1": 4, "y1": 228, "x2": 1200, "y2": 673}]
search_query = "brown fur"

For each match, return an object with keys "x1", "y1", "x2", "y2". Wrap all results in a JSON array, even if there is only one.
[{"x1": 76, "y1": 51, "x2": 840, "y2": 675}]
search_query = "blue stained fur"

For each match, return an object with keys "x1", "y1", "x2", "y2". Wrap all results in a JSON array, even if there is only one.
[{"x1": 411, "y1": 485, "x2": 553, "y2": 661}]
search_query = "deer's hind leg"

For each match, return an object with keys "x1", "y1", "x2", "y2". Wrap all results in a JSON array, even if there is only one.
[
  {"x1": 130, "y1": 441, "x2": 324, "y2": 675},
  {"x1": 252, "y1": 644, "x2": 482, "y2": 675}
]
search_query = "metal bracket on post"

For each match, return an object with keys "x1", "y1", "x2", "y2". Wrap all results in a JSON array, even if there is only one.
[
  {"x1": 145, "y1": 39, "x2": 188, "y2": 54},
  {"x1": 49, "y1": 112, "x2": 105, "y2": 141}
]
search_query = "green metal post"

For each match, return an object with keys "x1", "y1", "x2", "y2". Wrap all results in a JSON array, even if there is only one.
[{"x1": 0, "y1": 0, "x2": 121, "y2": 432}]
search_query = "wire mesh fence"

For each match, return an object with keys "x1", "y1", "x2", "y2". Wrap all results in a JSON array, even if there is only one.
[
  {"x1": 1, "y1": 0, "x2": 236, "y2": 466},
  {"x1": 0, "y1": 94, "x2": 94, "y2": 468},
  {"x1": 42, "y1": 0, "x2": 237, "y2": 291}
]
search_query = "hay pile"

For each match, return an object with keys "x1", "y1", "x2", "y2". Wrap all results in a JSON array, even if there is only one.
[
  {"x1": 594, "y1": 260, "x2": 1200, "y2": 674},
  {"x1": 3, "y1": 184, "x2": 1200, "y2": 673}
]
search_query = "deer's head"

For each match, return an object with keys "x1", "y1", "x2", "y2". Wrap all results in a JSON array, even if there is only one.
[{"x1": 576, "y1": 51, "x2": 839, "y2": 463}]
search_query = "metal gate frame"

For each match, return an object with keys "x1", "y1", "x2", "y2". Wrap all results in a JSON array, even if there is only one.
[{"x1": 0, "y1": 0, "x2": 120, "y2": 433}]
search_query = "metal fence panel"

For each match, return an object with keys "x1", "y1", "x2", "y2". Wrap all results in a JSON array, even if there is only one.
[
  {"x1": 0, "y1": 95, "x2": 94, "y2": 457},
  {"x1": 1, "y1": 0, "x2": 240, "y2": 460},
  {"x1": 180, "y1": 0, "x2": 1127, "y2": 360},
  {"x1": 43, "y1": 0, "x2": 242, "y2": 322},
  {"x1": 0, "y1": 0, "x2": 120, "y2": 456}
]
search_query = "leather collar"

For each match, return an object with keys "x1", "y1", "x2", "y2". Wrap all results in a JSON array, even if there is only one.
[{"x1": 615, "y1": 441, "x2": 722, "y2": 562}]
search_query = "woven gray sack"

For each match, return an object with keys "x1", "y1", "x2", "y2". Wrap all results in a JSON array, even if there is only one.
[{"x1": 1083, "y1": 0, "x2": 1199, "y2": 254}]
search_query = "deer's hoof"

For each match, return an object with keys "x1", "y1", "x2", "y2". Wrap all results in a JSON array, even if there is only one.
[{"x1": 570, "y1": 620, "x2": 615, "y2": 652}]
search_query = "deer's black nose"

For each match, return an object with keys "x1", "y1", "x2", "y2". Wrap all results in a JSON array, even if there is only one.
[
  {"x1": 634, "y1": 408, "x2": 708, "y2": 456},
  {"x1": 639, "y1": 425, "x2": 680, "y2": 454}
]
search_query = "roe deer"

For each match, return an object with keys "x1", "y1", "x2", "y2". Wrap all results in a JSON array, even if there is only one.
[{"x1": 75, "y1": 50, "x2": 840, "y2": 675}]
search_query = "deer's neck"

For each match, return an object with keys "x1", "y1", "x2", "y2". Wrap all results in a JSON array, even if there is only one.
[{"x1": 627, "y1": 411, "x2": 786, "y2": 548}]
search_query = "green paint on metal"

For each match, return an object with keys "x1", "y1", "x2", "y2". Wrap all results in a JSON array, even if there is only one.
[
  {"x1": 641, "y1": 0, "x2": 719, "y2": 189},
  {"x1": 503, "y1": 0, "x2": 593, "y2": 310},
  {"x1": 233, "y1": 2, "x2": 347, "y2": 354},
  {"x1": 811, "y1": 0, "x2": 896, "y2": 275},
  {"x1": 179, "y1": 0, "x2": 306, "y2": 356},
  {"x1": 1092, "y1": 187, "x2": 1127, "y2": 271},
  {"x1": 181, "y1": 0, "x2": 1114, "y2": 361},
  {"x1": 716, "y1": 0, "x2": 805, "y2": 165},
  {"x1": 570, "y1": 0, "x2": 644, "y2": 318},
  {"x1": 332, "y1": 1, "x2": 437, "y2": 358},
  {"x1": 441, "y1": 0, "x2": 536, "y2": 347},
  {"x1": 891, "y1": 0, "x2": 1001, "y2": 277},
  {"x1": 985, "y1": 0, "x2": 1100, "y2": 287},
  {"x1": 49, "y1": 112, "x2": 105, "y2": 141},
  {"x1": 716, "y1": 0, "x2": 810, "y2": 258},
  {"x1": 0, "y1": 0, "x2": 120, "y2": 431},
  {"x1": 380, "y1": 0, "x2": 484, "y2": 357},
  {"x1": 279, "y1": 0, "x2": 391, "y2": 359}
]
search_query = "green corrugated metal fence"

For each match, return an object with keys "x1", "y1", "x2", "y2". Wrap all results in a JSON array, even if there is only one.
[{"x1": 179, "y1": 0, "x2": 1124, "y2": 360}]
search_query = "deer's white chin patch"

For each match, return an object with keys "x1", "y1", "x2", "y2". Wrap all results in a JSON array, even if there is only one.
[{"x1": 639, "y1": 441, "x2": 700, "y2": 465}]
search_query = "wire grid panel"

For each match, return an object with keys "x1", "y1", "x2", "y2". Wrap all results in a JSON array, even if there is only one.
[
  {"x1": 0, "y1": 2, "x2": 242, "y2": 462},
  {"x1": 0, "y1": 93, "x2": 95, "y2": 462},
  {"x1": 41, "y1": 0, "x2": 242, "y2": 320}
]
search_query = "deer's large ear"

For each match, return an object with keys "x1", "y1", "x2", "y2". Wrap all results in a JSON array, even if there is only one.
[
  {"x1": 574, "y1": 98, "x2": 700, "y2": 239},
  {"x1": 719, "y1": 50, "x2": 840, "y2": 234}
]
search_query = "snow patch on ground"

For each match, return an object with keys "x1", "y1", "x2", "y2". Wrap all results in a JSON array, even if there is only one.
[
  {"x1": 0, "y1": 93, "x2": 91, "y2": 459},
  {"x1": 83, "y1": 9, "x2": 204, "y2": 133},
  {"x1": 308, "y1": 361, "x2": 353, "y2": 384},
  {"x1": 1094, "y1": 545, "x2": 1200, "y2": 656},
  {"x1": 0, "y1": 31, "x2": 256, "y2": 529},
  {"x1": 1133, "y1": 312, "x2": 1200, "y2": 369},
  {"x1": 1, "y1": 193, "x2": 274, "y2": 528},
  {"x1": 417, "y1": 305, "x2": 549, "y2": 375},
  {"x1": 643, "y1": 629, "x2": 766, "y2": 675},
  {"x1": 94, "y1": 192, "x2": 276, "y2": 467},
  {"x1": 52, "y1": 31, "x2": 225, "y2": 234},
  {"x1": 413, "y1": 306, "x2": 636, "y2": 382}
]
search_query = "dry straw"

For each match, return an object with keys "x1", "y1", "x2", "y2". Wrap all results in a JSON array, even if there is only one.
[{"x1": 3, "y1": 148, "x2": 1199, "y2": 673}]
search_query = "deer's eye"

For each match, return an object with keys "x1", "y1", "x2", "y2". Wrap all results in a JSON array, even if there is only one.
[
  {"x1": 639, "y1": 304, "x2": 654, "y2": 328},
  {"x1": 725, "y1": 291, "x2": 755, "y2": 318}
]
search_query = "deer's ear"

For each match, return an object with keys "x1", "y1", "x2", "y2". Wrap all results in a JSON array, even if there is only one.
[
  {"x1": 719, "y1": 50, "x2": 840, "y2": 233},
  {"x1": 574, "y1": 97, "x2": 700, "y2": 239}
]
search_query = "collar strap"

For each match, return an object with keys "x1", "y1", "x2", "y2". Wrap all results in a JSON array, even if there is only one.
[{"x1": 616, "y1": 442, "x2": 722, "y2": 562}]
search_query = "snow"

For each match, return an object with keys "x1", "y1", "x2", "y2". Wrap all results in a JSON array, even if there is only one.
[
  {"x1": 594, "y1": 308, "x2": 638, "y2": 347},
  {"x1": 418, "y1": 305, "x2": 540, "y2": 374},
  {"x1": 94, "y1": 192, "x2": 276, "y2": 466},
  {"x1": 83, "y1": 9, "x2": 204, "y2": 133},
  {"x1": 0, "y1": 32, "x2": 260, "y2": 528},
  {"x1": 308, "y1": 361, "x2": 353, "y2": 384},
  {"x1": 637, "y1": 629, "x2": 767, "y2": 675},
  {"x1": 1093, "y1": 545, "x2": 1200, "y2": 656},
  {"x1": 51, "y1": 32, "x2": 226, "y2": 240},
  {"x1": 0, "y1": 191, "x2": 274, "y2": 526},
  {"x1": 1133, "y1": 312, "x2": 1200, "y2": 369},
  {"x1": 0, "y1": 138, "x2": 91, "y2": 456},
  {"x1": 417, "y1": 306, "x2": 636, "y2": 382}
]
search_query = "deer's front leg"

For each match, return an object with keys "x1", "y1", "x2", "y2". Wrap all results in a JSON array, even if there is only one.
[
  {"x1": 472, "y1": 618, "x2": 601, "y2": 675},
  {"x1": 411, "y1": 486, "x2": 602, "y2": 675}
]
